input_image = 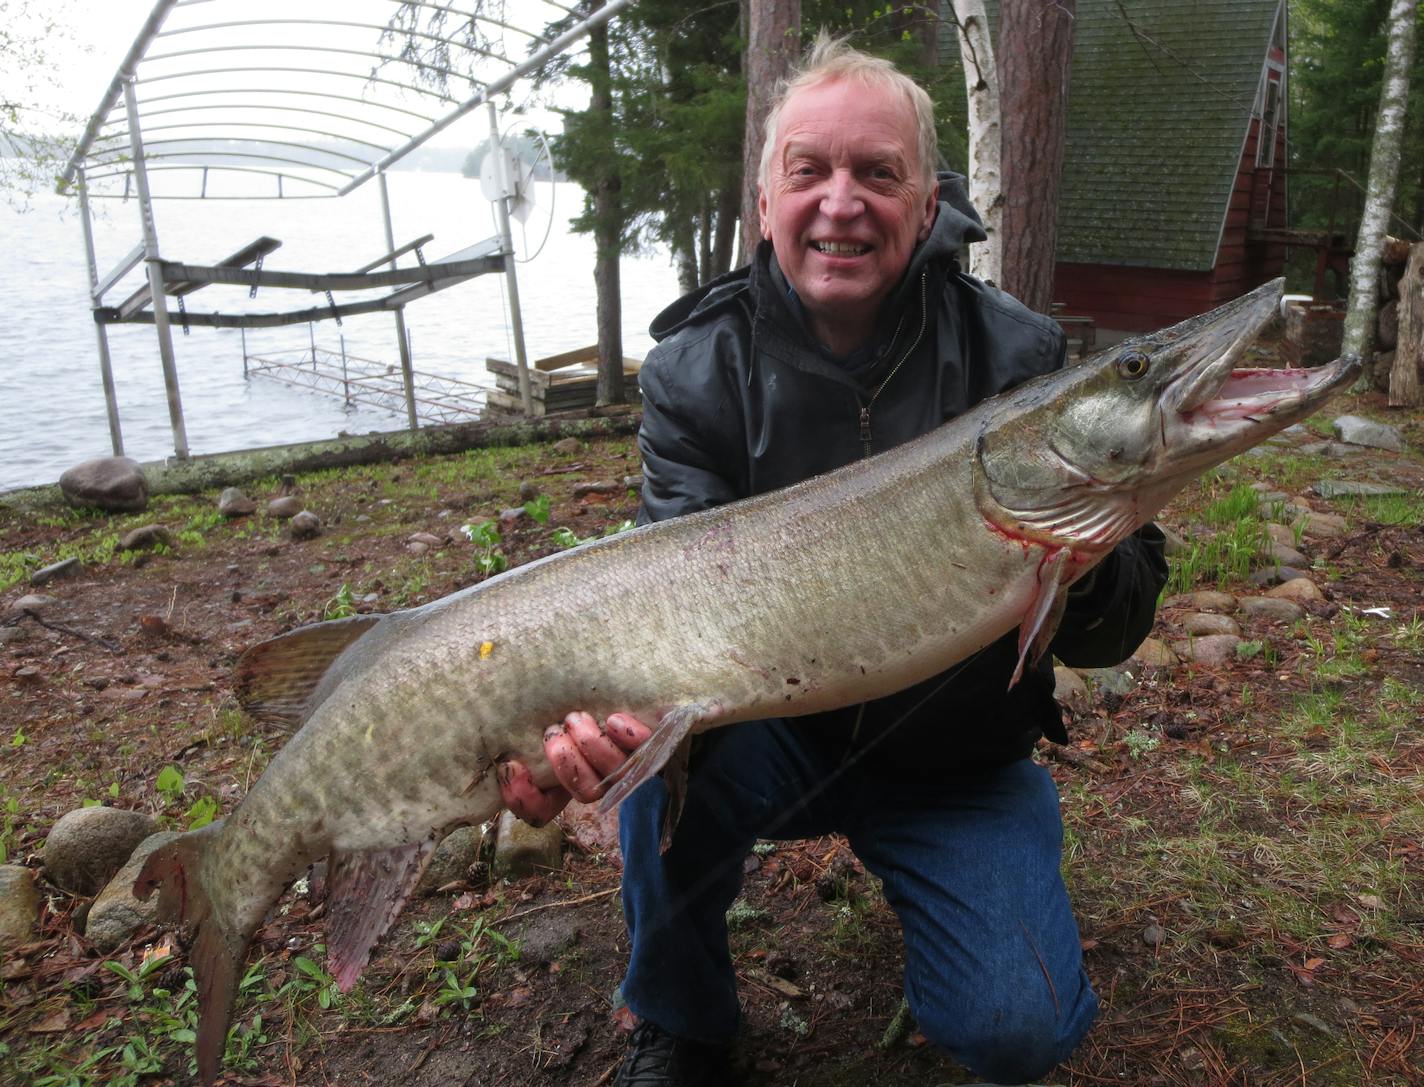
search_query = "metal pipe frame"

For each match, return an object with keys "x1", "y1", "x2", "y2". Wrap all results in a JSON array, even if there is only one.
[
  {"x1": 153, "y1": 18, "x2": 519, "y2": 69},
  {"x1": 88, "y1": 144, "x2": 374, "y2": 179},
  {"x1": 109, "y1": 102, "x2": 415, "y2": 142},
  {"x1": 129, "y1": 87, "x2": 436, "y2": 126},
  {"x1": 142, "y1": 43, "x2": 487, "y2": 88},
  {"x1": 379, "y1": 172, "x2": 420, "y2": 432},
  {"x1": 91, "y1": 121, "x2": 394, "y2": 159},
  {"x1": 487, "y1": 100, "x2": 532, "y2": 415},
  {"x1": 76, "y1": 168, "x2": 126, "y2": 456},
  {"x1": 123, "y1": 77, "x2": 190, "y2": 460},
  {"x1": 394, "y1": 1, "x2": 552, "y2": 46}
]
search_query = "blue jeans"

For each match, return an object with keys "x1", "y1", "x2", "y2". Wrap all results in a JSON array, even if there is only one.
[{"x1": 618, "y1": 719, "x2": 1098, "y2": 1085}]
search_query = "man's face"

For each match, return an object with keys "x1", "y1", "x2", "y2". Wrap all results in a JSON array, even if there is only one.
[{"x1": 758, "y1": 77, "x2": 938, "y2": 353}]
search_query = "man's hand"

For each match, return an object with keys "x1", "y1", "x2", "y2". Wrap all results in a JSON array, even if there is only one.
[{"x1": 497, "y1": 711, "x2": 652, "y2": 826}]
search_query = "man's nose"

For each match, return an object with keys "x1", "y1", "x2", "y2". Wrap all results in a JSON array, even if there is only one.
[{"x1": 820, "y1": 170, "x2": 865, "y2": 219}]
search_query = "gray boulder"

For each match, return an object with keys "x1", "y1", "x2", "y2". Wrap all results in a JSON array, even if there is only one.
[
  {"x1": 84, "y1": 832, "x2": 179, "y2": 951},
  {"x1": 218, "y1": 487, "x2": 258, "y2": 517},
  {"x1": 0, "y1": 865, "x2": 41, "y2": 947},
  {"x1": 43, "y1": 807, "x2": 158, "y2": 897},
  {"x1": 1240, "y1": 597, "x2": 1306, "y2": 624},
  {"x1": 29, "y1": 558, "x2": 81, "y2": 586},
  {"x1": 1182, "y1": 612, "x2": 1242, "y2": 637},
  {"x1": 1332, "y1": 415, "x2": 1406, "y2": 453},
  {"x1": 59, "y1": 456, "x2": 149, "y2": 513},
  {"x1": 119, "y1": 524, "x2": 173, "y2": 552},
  {"x1": 492, "y1": 809, "x2": 564, "y2": 878},
  {"x1": 416, "y1": 825, "x2": 484, "y2": 896},
  {"x1": 268, "y1": 495, "x2": 303, "y2": 519},
  {"x1": 1171, "y1": 634, "x2": 1242, "y2": 666},
  {"x1": 288, "y1": 510, "x2": 323, "y2": 540},
  {"x1": 1312, "y1": 479, "x2": 1409, "y2": 499}
]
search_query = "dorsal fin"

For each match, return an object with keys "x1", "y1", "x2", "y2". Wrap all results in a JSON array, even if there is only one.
[{"x1": 233, "y1": 615, "x2": 383, "y2": 728}]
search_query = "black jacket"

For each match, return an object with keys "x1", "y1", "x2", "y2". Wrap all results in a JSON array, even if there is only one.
[{"x1": 636, "y1": 174, "x2": 1167, "y2": 776}]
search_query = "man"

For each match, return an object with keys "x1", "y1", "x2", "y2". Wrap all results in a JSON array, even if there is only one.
[{"x1": 499, "y1": 36, "x2": 1166, "y2": 1087}]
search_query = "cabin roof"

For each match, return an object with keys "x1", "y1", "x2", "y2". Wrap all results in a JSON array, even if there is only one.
[{"x1": 941, "y1": 0, "x2": 1284, "y2": 271}]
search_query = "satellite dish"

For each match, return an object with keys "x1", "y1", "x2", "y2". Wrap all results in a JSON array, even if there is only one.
[{"x1": 479, "y1": 127, "x2": 557, "y2": 263}]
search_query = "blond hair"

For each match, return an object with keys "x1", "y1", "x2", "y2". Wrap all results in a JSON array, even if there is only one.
[{"x1": 757, "y1": 31, "x2": 938, "y2": 194}]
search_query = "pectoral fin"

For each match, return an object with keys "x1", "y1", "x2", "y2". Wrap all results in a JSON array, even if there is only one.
[
  {"x1": 597, "y1": 701, "x2": 720, "y2": 816},
  {"x1": 1011, "y1": 549, "x2": 1071, "y2": 689},
  {"x1": 658, "y1": 734, "x2": 696, "y2": 854}
]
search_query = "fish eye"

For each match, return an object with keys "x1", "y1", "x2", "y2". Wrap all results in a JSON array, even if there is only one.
[{"x1": 1116, "y1": 351, "x2": 1150, "y2": 380}]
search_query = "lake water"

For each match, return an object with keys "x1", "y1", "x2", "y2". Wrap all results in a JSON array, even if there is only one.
[{"x1": 0, "y1": 170, "x2": 679, "y2": 492}]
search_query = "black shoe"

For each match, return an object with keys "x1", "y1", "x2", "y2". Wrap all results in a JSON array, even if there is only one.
[{"x1": 612, "y1": 1021, "x2": 737, "y2": 1087}]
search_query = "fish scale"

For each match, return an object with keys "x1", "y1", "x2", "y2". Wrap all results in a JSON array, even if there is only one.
[{"x1": 134, "y1": 278, "x2": 1359, "y2": 1085}]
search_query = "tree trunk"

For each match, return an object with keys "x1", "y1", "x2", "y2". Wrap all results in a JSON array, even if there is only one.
[
  {"x1": 1344, "y1": 0, "x2": 1418, "y2": 390},
  {"x1": 712, "y1": 183, "x2": 740, "y2": 277},
  {"x1": 1390, "y1": 241, "x2": 1424, "y2": 406},
  {"x1": 998, "y1": 0, "x2": 1075, "y2": 314},
  {"x1": 950, "y1": 0, "x2": 1003, "y2": 286},
  {"x1": 588, "y1": 6, "x2": 625, "y2": 405},
  {"x1": 739, "y1": 0, "x2": 801, "y2": 265}
]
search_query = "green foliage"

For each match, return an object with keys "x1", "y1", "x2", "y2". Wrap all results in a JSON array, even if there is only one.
[
  {"x1": 1290, "y1": 0, "x2": 1424, "y2": 284},
  {"x1": 462, "y1": 519, "x2": 508, "y2": 576},
  {"x1": 0, "y1": 793, "x2": 19, "y2": 863},
  {"x1": 522, "y1": 493, "x2": 551, "y2": 524},
  {"x1": 323, "y1": 583, "x2": 357, "y2": 621},
  {"x1": 154, "y1": 766, "x2": 185, "y2": 805}
]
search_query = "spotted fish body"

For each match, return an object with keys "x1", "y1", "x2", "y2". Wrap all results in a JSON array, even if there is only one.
[{"x1": 136, "y1": 279, "x2": 1358, "y2": 1084}]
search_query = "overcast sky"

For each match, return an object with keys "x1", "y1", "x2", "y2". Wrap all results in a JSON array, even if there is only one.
[{"x1": 11, "y1": 0, "x2": 582, "y2": 149}]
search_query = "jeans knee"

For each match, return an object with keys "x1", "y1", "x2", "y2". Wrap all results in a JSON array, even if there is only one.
[{"x1": 916, "y1": 996, "x2": 1089, "y2": 1084}]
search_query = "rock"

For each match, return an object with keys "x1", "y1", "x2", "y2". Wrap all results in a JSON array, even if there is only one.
[
  {"x1": 1264, "y1": 523, "x2": 1299, "y2": 549},
  {"x1": 518, "y1": 480, "x2": 540, "y2": 501},
  {"x1": 288, "y1": 511, "x2": 322, "y2": 540},
  {"x1": 268, "y1": 495, "x2": 303, "y2": 519},
  {"x1": 1159, "y1": 525, "x2": 1190, "y2": 557},
  {"x1": 1239, "y1": 597, "x2": 1306, "y2": 624},
  {"x1": 119, "y1": 524, "x2": 173, "y2": 552},
  {"x1": 1078, "y1": 666, "x2": 1138, "y2": 698},
  {"x1": 492, "y1": 809, "x2": 563, "y2": 878},
  {"x1": 408, "y1": 532, "x2": 445, "y2": 548},
  {"x1": 1268, "y1": 578, "x2": 1326, "y2": 604},
  {"x1": 7, "y1": 593, "x2": 58, "y2": 619},
  {"x1": 498, "y1": 507, "x2": 528, "y2": 526},
  {"x1": 1182, "y1": 612, "x2": 1241, "y2": 637},
  {"x1": 0, "y1": 865, "x2": 41, "y2": 947},
  {"x1": 84, "y1": 832, "x2": 179, "y2": 951},
  {"x1": 1264, "y1": 541, "x2": 1309, "y2": 568},
  {"x1": 552, "y1": 437, "x2": 581, "y2": 455},
  {"x1": 1170, "y1": 634, "x2": 1242, "y2": 665},
  {"x1": 43, "y1": 807, "x2": 158, "y2": 897},
  {"x1": 1130, "y1": 636, "x2": 1178, "y2": 670},
  {"x1": 29, "y1": 558, "x2": 81, "y2": 586},
  {"x1": 58, "y1": 456, "x2": 148, "y2": 513},
  {"x1": 1312, "y1": 479, "x2": 1408, "y2": 499},
  {"x1": 1250, "y1": 565, "x2": 1307, "y2": 588},
  {"x1": 622, "y1": 475, "x2": 644, "y2": 491},
  {"x1": 1162, "y1": 590, "x2": 1236, "y2": 612},
  {"x1": 1052, "y1": 666, "x2": 1091, "y2": 714},
  {"x1": 514, "y1": 912, "x2": 583, "y2": 966},
  {"x1": 217, "y1": 487, "x2": 257, "y2": 517},
  {"x1": 1142, "y1": 923, "x2": 1166, "y2": 948},
  {"x1": 416, "y1": 826, "x2": 484, "y2": 896},
  {"x1": 406, "y1": 541, "x2": 429, "y2": 555},
  {"x1": 1295, "y1": 510, "x2": 1349, "y2": 540},
  {"x1": 1332, "y1": 415, "x2": 1406, "y2": 452}
]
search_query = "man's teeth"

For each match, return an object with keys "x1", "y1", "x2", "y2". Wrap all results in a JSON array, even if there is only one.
[{"x1": 813, "y1": 241, "x2": 869, "y2": 255}]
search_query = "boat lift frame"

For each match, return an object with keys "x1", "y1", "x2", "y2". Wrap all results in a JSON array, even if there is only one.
[{"x1": 60, "y1": 0, "x2": 634, "y2": 461}]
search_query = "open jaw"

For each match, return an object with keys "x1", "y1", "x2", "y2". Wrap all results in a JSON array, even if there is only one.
[{"x1": 1184, "y1": 358, "x2": 1359, "y2": 426}]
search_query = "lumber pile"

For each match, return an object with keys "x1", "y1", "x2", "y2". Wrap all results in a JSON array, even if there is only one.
[{"x1": 483, "y1": 346, "x2": 642, "y2": 418}]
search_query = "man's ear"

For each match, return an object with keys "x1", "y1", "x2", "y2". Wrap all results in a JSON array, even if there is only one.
[
  {"x1": 918, "y1": 180, "x2": 940, "y2": 241},
  {"x1": 758, "y1": 187, "x2": 771, "y2": 240}
]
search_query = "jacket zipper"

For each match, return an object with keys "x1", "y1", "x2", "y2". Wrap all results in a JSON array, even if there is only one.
[{"x1": 858, "y1": 271, "x2": 929, "y2": 457}]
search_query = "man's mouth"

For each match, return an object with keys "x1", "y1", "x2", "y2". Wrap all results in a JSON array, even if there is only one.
[{"x1": 811, "y1": 241, "x2": 870, "y2": 256}]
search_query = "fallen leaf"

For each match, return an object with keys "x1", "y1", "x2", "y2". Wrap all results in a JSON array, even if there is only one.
[
  {"x1": 1080, "y1": 937, "x2": 1100, "y2": 951},
  {"x1": 29, "y1": 1008, "x2": 72, "y2": 1033},
  {"x1": 73, "y1": 1010, "x2": 113, "y2": 1032},
  {"x1": 611, "y1": 1005, "x2": 637, "y2": 1033},
  {"x1": 1327, "y1": 934, "x2": 1353, "y2": 950},
  {"x1": 1303, "y1": 957, "x2": 1325, "y2": 971},
  {"x1": 1357, "y1": 894, "x2": 1384, "y2": 911}
]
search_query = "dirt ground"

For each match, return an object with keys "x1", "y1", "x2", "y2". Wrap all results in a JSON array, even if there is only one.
[{"x1": 1, "y1": 391, "x2": 1421, "y2": 1087}]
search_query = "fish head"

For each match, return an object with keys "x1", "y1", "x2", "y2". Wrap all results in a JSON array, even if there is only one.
[{"x1": 975, "y1": 278, "x2": 1359, "y2": 557}]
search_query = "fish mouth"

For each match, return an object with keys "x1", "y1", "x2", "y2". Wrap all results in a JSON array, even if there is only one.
[{"x1": 1162, "y1": 278, "x2": 1288, "y2": 415}]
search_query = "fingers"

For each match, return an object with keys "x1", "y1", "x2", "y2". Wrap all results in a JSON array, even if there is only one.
[
  {"x1": 498, "y1": 758, "x2": 570, "y2": 827},
  {"x1": 545, "y1": 711, "x2": 653, "y2": 803}
]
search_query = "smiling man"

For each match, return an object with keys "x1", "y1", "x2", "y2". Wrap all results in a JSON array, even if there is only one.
[{"x1": 498, "y1": 34, "x2": 1167, "y2": 1087}]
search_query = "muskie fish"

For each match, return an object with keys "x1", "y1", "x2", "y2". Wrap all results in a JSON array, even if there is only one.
[{"x1": 137, "y1": 278, "x2": 1356, "y2": 1083}]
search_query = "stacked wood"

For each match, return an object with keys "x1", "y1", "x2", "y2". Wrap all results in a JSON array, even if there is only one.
[
  {"x1": 1389, "y1": 242, "x2": 1424, "y2": 407},
  {"x1": 484, "y1": 346, "x2": 642, "y2": 418}
]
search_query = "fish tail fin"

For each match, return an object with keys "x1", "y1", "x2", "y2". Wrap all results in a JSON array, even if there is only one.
[{"x1": 134, "y1": 821, "x2": 252, "y2": 1087}]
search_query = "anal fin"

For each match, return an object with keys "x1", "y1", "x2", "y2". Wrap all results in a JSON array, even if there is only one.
[
  {"x1": 658, "y1": 734, "x2": 696, "y2": 854},
  {"x1": 325, "y1": 836, "x2": 437, "y2": 991},
  {"x1": 1011, "y1": 549, "x2": 1071, "y2": 689}
]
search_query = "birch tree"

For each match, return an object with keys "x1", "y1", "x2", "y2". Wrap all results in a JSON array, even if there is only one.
[
  {"x1": 950, "y1": 0, "x2": 1003, "y2": 286},
  {"x1": 1343, "y1": 0, "x2": 1418, "y2": 390}
]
